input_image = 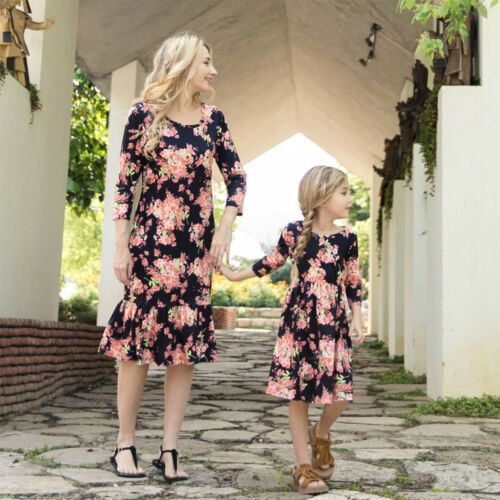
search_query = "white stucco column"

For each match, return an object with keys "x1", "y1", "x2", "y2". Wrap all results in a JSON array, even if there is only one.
[
  {"x1": 387, "y1": 180, "x2": 405, "y2": 357},
  {"x1": 404, "y1": 144, "x2": 427, "y2": 375},
  {"x1": 0, "y1": 0, "x2": 78, "y2": 321},
  {"x1": 426, "y1": 10, "x2": 500, "y2": 397},
  {"x1": 377, "y1": 217, "x2": 390, "y2": 344},
  {"x1": 97, "y1": 60, "x2": 146, "y2": 326},
  {"x1": 369, "y1": 170, "x2": 382, "y2": 337}
]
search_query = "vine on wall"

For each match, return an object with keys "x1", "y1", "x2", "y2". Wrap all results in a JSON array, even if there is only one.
[{"x1": 0, "y1": 60, "x2": 42, "y2": 121}]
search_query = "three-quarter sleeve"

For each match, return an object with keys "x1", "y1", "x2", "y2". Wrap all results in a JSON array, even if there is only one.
[
  {"x1": 252, "y1": 224, "x2": 295, "y2": 277},
  {"x1": 345, "y1": 232, "x2": 363, "y2": 307},
  {"x1": 214, "y1": 110, "x2": 247, "y2": 216},
  {"x1": 112, "y1": 104, "x2": 147, "y2": 221}
]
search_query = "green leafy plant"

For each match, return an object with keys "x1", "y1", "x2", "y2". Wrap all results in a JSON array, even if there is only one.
[
  {"x1": 58, "y1": 289, "x2": 98, "y2": 324},
  {"x1": 68, "y1": 67, "x2": 110, "y2": 214},
  {"x1": 408, "y1": 394, "x2": 500, "y2": 419},
  {"x1": 0, "y1": 59, "x2": 9, "y2": 93},
  {"x1": 27, "y1": 83, "x2": 42, "y2": 122},
  {"x1": 374, "y1": 366, "x2": 427, "y2": 384},
  {"x1": 417, "y1": 83, "x2": 441, "y2": 196},
  {"x1": 398, "y1": 0, "x2": 499, "y2": 59}
]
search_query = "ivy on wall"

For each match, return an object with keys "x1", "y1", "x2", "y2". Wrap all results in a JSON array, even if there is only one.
[{"x1": 0, "y1": 59, "x2": 42, "y2": 120}]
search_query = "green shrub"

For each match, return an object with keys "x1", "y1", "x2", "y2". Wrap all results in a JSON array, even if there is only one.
[{"x1": 58, "y1": 290, "x2": 98, "y2": 324}]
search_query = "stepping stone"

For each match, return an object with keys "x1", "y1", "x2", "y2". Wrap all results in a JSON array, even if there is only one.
[
  {"x1": 86, "y1": 485, "x2": 165, "y2": 499},
  {"x1": 39, "y1": 446, "x2": 110, "y2": 466},
  {"x1": 49, "y1": 467, "x2": 148, "y2": 484},
  {"x1": 407, "y1": 462, "x2": 500, "y2": 493},
  {"x1": 335, "y1": 438, "x2": 397, "y2": 450},
  {"x1": 206, "y1": 410, "x2": 261, "y2": 422},
  {"x1": 315, "y1": 490, "x2": 391, "y2": 499},
  {"x1": 201, "y1": 429, "x2": 257, "y2": 442},
  {"x1": 329, "y1": 459, "x2": 397, "y2": 485},
  {"x1": 41, "y1": 424, "x2": 117, "y2": 437},
  {"x1": 353, "y1": 448, "x2": 433, "y2": 460},
  {"x1": 336, "y1": 416, "x2": 406, "y2": 426},
  {"x1": 198, "y1": 450, "x2": 271, "y2": 464},
  {"x1": 237, "y1": 466, "x2": 281, "y2": 490},
  {"x1": 173, "y1": 485, "x2": 240, "y2": 498},
  {"x1": 181, "y1": 419, "x2": 237, "y2": 431},
  {"x1": 400, "y1": 423, "x2": 487, "y2": 438},
  {"x1": 0, "y1": 451, "x2": 44, "y2": 476},
  {"x1": 0, "y1": 431, "x2": 79, "y2": 451},
  {"x1": 0, "y1": 475, "x2": 77, "y2": 495}
]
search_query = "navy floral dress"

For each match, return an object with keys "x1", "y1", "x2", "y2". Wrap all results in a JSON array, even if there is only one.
[
  {"x1": 252, "y1": 221, "x2": 362, "y2": 403},
  {"x1": 98, "y1": 102, "x2": 246, "y2": 366}
]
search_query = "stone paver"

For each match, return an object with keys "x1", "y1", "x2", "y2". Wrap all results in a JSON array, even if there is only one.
[{"x1": 0, "y1": 329, "x2": 498, "y2": 498}]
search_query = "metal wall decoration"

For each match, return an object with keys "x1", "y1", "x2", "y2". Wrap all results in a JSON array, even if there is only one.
[
  {"x1": 359, "y1": 23, "x2": 382, "y2": 67},
  {"x1": 0, "y1": 0, "x2": 55, "y2": 88}
]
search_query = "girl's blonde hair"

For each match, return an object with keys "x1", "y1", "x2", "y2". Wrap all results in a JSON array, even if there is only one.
[
  {"x1": 136, "y1": 31, "x2": 215, "y2": 158},
  {"x1": 290, "y1": 165, "x2": 348, "y2": 281}
]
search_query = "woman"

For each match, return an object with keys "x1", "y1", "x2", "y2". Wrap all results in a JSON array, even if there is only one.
[{"x1": 97, "y1": 31, "x2": 246, "y2": 482}]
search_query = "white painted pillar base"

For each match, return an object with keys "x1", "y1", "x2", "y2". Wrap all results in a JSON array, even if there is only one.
[
  {"x1": 0, "y1": 0, "x2": 78, "y2": 320},
  {"x1": 404, "y1": 144, "x2": 427, "y2": 376},
  {"x1": 97, "y1": 60, "x2": 146, "y2": 326},
  {"x1": 426, "y1": 9, "x2": 500, "y2": 397},
  {"x1": 387, "y1": 180, "x2": 405, "y2": 357},
  {"x1": 369, "y1": 171, "x2": 382, "y2": 337}
]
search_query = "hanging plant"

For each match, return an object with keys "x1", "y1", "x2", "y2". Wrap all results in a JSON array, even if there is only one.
[
  {"x1": 416, "y1": 83, "x2": 441, "y2": 196},
  {"x1": 397, "y1": 0, "x2": 498, "y2": 59},
  {"x1": 0, "y1": 60, "x2": 10, "y2": 93},
  {"x1": 28, "y1": 83, "x2": 42, "y2": 122}
]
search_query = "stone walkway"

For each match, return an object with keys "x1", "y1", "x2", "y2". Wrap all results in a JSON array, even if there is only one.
[{"x1": 0, "y1": 329, "x2": 499, "y2": 499}]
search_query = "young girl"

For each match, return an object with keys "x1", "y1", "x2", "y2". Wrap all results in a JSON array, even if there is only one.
[{"x1": 220, "y1": 165, "x2": 363, "y2": 495}]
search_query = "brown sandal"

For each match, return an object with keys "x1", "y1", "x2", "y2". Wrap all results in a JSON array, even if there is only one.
[
  {"x1": 292, "y1": 463, "x2": 328, "y2": 494},
  {"x1": 309, "y1": 422, "x2": 335, "y2": 479}
]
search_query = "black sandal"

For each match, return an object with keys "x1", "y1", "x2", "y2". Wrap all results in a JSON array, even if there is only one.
[
  {"x1": 152, "y1": 445, "x2": 189, "y2": 483},
  {"x1": 110, "y1": 445, "x2": 146, "y2": 478}
]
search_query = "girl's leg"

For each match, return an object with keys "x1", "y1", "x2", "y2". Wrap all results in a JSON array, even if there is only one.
[
  {"x1": 316, "y1": 401, "x2": 349, "y2": 438},
  {"x1": 289, "y1": 400, "x2": 325, "y2": 488},
  {"x1": 115, "y1": 360, "x2": 149, "y2": 474},
  {"x1": 162, "y1": 364, "x2": 195, "y2": 478},
  {"x1": 313, "y1": 401, "x2": 349, "y2": 470}
]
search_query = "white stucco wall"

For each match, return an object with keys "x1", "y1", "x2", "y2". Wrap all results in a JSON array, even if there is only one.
[
  {"x1": 0, "y1": 0, "x2": 79, "y2": 321},
  {"x1": 427, "y1": 9, "x2": 500, "y2": 397}
]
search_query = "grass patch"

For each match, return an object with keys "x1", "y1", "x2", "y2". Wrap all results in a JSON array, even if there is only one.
[
  {"x1": 416, "y1": 451, "x2": 435, "y2": 461},
  {"x1": 378, "y1": 389, "x2": 426, "y2": 401},
  {"x1": 374, "y1": 367, "x2": 426, "y2": 385},
  {"x1": 406, "y1": 395, "x2": 500, "y2": 420}
]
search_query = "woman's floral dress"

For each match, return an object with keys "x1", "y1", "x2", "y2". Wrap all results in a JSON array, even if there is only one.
[
  {"x1": 98, "y1": 102, "x2": 246, "y2": 366},
  {"x1": 252, "y1": 221, "x2": 362, "y2": 403}
]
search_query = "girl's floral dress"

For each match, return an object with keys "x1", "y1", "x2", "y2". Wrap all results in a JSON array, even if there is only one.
[
  {"x1": 98, "y1": 102, "x2": 246, "y2": 366},
  {"x1": 252, "y1": 221, "x2": 362, "y2": 403}
]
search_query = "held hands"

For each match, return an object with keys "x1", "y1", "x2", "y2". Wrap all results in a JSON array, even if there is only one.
[
  {"x1": 210, "y1": 223, "x2": 232, "y2": 270},
  {"x1": 218, "y1": 263, "x2": 238, "y2": 281},
  {"x1": 349, "y1": 320, "x2": 365, "y2": 346},
  {"x1": 114, "y1": 245, "x2": 133, "y2": 286}
]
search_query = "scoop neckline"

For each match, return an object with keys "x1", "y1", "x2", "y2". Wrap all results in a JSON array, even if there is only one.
[
  {"x1": 166, "y1": 104, "x2": 205, "y2": 127},
  {"x1": 311, "y1": 226, "x2": 346, "y2": 238}
]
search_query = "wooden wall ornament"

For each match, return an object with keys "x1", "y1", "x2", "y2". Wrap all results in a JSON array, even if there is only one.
[{"x1": 0, "y1": 0, "x2": 54, "y2": 88}]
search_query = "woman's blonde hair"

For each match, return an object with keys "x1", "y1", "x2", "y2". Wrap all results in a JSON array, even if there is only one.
[
  {"x1": 136, "y1": 31, "x2": 215, "y2": 158},
  {"x1": 290, "y1": 165, "x2": 348, "y2": 281}
]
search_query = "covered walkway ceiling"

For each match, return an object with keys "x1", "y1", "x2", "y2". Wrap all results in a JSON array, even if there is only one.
[{"x1": 76, "y1": 0, "x2": 424, "y2": 183}]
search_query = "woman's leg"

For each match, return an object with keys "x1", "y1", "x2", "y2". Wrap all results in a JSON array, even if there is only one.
[
  {"x1": 162, "y1": 364, "x2": 195, "y2": 478},
  {"x1": 289, "y1": 400, "x2": 325, "y2": 488},
  {"x1": 115, "y1": 360, "x2": 149, "y2": 474}
]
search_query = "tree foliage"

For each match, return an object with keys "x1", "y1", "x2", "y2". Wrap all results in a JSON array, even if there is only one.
[{"x1": 67, "y1": 67, "x2": 109, "y2": 214}]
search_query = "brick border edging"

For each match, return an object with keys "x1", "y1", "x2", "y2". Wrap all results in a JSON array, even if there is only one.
[{"x1": 0, "y1": 318, "x2": 115, "y2": 419}]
